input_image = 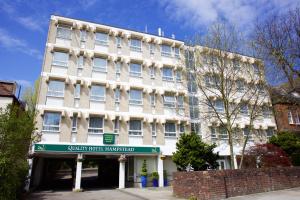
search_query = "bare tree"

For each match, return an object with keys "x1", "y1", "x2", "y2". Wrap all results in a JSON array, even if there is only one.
[
  {"x1": 185, "y1": 24, "x2": 270, "y2": 169},
  {"x1": 254, "y1": 7, "x2": 300, "y2": 89}
]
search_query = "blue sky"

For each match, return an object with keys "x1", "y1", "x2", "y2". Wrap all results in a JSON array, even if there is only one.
[{"x1": 0, "y1": 0, "x2": 299, "y2": 89}]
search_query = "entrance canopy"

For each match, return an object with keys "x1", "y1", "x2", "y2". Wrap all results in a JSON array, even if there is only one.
[{"x1": 34, "y1": 143, "x2": 160, "y2": 155}]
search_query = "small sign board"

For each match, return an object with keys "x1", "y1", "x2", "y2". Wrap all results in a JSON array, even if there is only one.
[{"x1": 103, "y1": 133, "x2": 115, "y2": 144}]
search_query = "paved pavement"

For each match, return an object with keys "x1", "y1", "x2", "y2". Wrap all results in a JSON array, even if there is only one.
[
  {"x1": 26, "y1": 187, "x2": 300, "y2": 200},
  {"x1": 228, "y1": 187, "x2": 300, "y2": 200}
]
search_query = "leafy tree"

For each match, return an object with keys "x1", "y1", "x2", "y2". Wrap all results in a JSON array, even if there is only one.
[
  {"x1": 243, "y1": 143, "x2": 292, "y2": 168},
  {"x1": 0, "y1": 104, "x2": 35, "y2": 199},
  {"x1": 172, "y1": 133, "x2": 219, "y2": 171},
  {"x1": 269, "y1": 131, "x2": 300, "y2": 166},
  {"x1": 22, "y1": 78, "x2": 40, "y2": 112},
  {"x1": 140, "y1": 160, "x2": 147, "y2": 176}
]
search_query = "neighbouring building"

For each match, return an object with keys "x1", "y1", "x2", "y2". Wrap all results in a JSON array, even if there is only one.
[
  {"x1": 270, "y1": 83, "x2": 300, "y2": 134},
  {"x1": 31, "y1": 15, "x2": 189, "y2": 191},
  {"x1": 0, "y1": 80, "x2": 23, "y2": 109},
  {"x1": 185, "y1": 47, "x2": 277, "y2": 170}
]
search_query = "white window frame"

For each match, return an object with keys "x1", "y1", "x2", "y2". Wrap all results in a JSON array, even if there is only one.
[
  {"x1": 47, "y1": 80, "x2": 65, "y2": 97},
  {"x1": 130, "y1": 39, "x2": 142, "y2": 52},
  {"x1": 72, "y1": 115, "x2": 78, "y2": 133},
  {"x1": 214, "y1": 100, "x2": 224, "y2": 113},
  {"x1": 288, "y1": 111, "x2": 294, "y2": 124},
  {"x1": 129, "y1": 63, "x2": 142, "y2": 77},
  {"x1": 164, "y1": 95, "x2": 176, "y2": 108},
  {"x1": 266, "y1": 127, "x2": 275, "y2": 139},
  {"x1": 56, "y1": 25, "x2": 71, "y2": 40},
  {"x1": 115, "y1": 88, "x2": 120, "y2": 103},
  {"x1": 150, "y1": 93, "x2": 156, "y2": 107},
  {"x1": 95, "y1": 32, "x2": 108, "y2": 46},
  {"x1": 151, "y1": 123, "x2": 156, "y2": 136},
  {"x1": 128, "y1": 120, "x2": 142, "y2": 136},
  {"x1": 162, "y1": 67, "x2": 174, "y2": 81},
  {"x1": 236, "y1": 80, "x2": 245, "y2": 92},
  {"x1": 210, "y1": 127, "x2": 217, "y2": 141},
  {"x1": 219, "y1": 126, "x2": 229, "y2": 140},
  {"x1": 177, "y1": 95, "x2": 184, "y2": 108},
  {"x1": 114, "y1": 117, "x2": 120, "y2": 134},
  {"x1": 240, "y1": 103, "x2": 249, "y2": 116},
  {"x1": 150, "y1": 43, "x2": 155, "y2": 54},
  {"x1": 262, "y1": 106, "x2": 271, "y2": 118},
  {"x1": 150, "y1": 66, "x2": 156, "y2": 78},
  {"x1": 161, "y1": 44, "x2": 172, "y2": 57},
  {"x1": 93, "y1": 57, "x2": 107, "y2": 73},
  {"x1": 42, "y1": 112, "x2": 61, "y2": 132},
  {"x1": 176, "y1": 70, "x2": 182, "y2": 82},
  {"x1": 78, "y1": 56, "x2": 84, "y2": 69},
  {"x1": 174, "y1": 47, "x2": 180, "y2": 58},
  {"x1": 52, "y1": 52, "x2": 68, "y2": 67},
  {"x1": 74, "y1": 83, "x2": 80, "y2": 99},
  {"x1": 90, "y1": 85, "x2": 106, "y2": 101},
  {"x1": 179, "y1": 123, "x2": 185, "y2": 135},
  {"x1": 80, "y1": 30, "x2": 87, "y2": 42},
  {"x1": 165, "y1": 122, "x2": 176, "y2": 137},
  {"x1": 88, "y1": 116, "x2": 104, "y2": 134},
  {"x1": 295, "y1": 112, "x2": 300, "y2": 124},
  {"x1": 129, "y1": 89, "x2": 143, "y2": 105},
  {"x1": 116, "y1": 62, "x2": 121, "y2": 74},
  {"x1": 116, "y1": 36, "x2": 122, "y2": 48}
]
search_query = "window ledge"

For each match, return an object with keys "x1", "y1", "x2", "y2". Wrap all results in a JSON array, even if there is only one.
[
  {"x1": 88, "y1": 132, "x2": 104, "y2": 135},
  {"x1": 51, "y1": 64, "x2": 68, "y2": 68},
  {"x1": 41, "y1": 130, "x2": 60, "y2": 133},
  {"x1": 128, "y1": 135, "x2": 143, "y2": 137}
]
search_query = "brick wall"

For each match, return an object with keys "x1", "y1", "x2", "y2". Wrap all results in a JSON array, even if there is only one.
[
  {"x1": 0, "y1": 81, "x2": 16, "y2": 96},
  {"x1": 273, "y1": 104, "x2": 300, "y2": 133},
  {"x1": 173, "y1": 167, "x2": 300, "y2": 200}
]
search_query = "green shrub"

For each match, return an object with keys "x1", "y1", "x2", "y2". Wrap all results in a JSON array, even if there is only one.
[
  {"x1": 151, "y1": 172, "x2": 159, "y2": 180},
  {"x1": 140, "y1": 160, "x2": 147, "y2": 176}
]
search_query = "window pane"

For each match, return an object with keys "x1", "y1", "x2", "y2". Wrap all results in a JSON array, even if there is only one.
[
  {"x1": 161, "y1": 44, "x2": 171, "y2": 56},
  {"x1": 75, "y1": 84, "x2": 80, "y2": 98},
  {"x1": 43, "y1": 112, "x2": 61, "y2": 131},
  {"x1": 130, "y1": 39, "x2": 141, "y2": 51},
  {"x1": 57, "y1": 26, "x2": 71, "y2": 39},
  {"x1": 177, "y1": 96, "x2": 184, "y2": 108},
  {"x1": 47, "y1": 81, "x2": 64, "y2": 97},
  {"x1": 129, "y1": 89, "x2": 142, "y2": 104},
  {"x1": 165, "y1": 122, "x2": 176, "y2": 136},
  {"x1": 53, "y1": 52, "x2": 68, "y2": 67},
  {"x1": 162, "y1": 68, "x2": 173, "y2": 81},
  {"x1": 130, "y1": 63, "x2": 142, "y2": 77},
  {"x1": 88, "y1": 116, "x2": 103, "y2": 133},
  {"x1": 129, "y1": 120, "x2": 141, "y2": 130},
  {"x1": 93, "y1": 58, "x2": 107, "y2": 72},
  {"x1": 95, "y1": 32, "x2": 108, "y2": 45},
  {"x1": 90, "y1": 85, "x2": 105, "y2": 101}
]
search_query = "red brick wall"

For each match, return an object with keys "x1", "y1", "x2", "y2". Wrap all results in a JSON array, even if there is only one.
[
  {"x1": 173, "y1": 167, "x2": 300, "y2": 200},
  {"x1": 0, "y1": 82, "x2": 16, "y2": 96},
  {"x1": 273, "y1": 104, "x2": 300, "y2": 133}
]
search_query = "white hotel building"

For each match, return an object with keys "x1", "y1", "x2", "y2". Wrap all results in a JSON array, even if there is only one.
[{"x1": 30, "y1": 15, "x2": 276, "y2": 190}]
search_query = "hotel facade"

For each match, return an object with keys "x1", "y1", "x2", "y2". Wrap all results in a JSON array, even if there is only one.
[{"x1": 30, "y1": 15, "x2": 276, "y2": 190}]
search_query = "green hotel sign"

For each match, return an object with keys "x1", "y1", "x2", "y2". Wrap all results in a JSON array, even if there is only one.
[
  {"x1": 103, "y1": 133, "x2": 115, "y2": 144},
  {"x1": 34, "y1": 144, "x2": 160, "y2": 154}
]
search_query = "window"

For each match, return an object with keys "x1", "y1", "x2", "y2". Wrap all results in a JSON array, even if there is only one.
[
  {"x1": 90, "y1": 85, "x2": 105, "y2": 101},
  {"x1": 72, "y1": 115, "x2": 78, "y2": 133},
  {"x1": 151, "y1": 123, "x2": 156, "y2": 136},
  {"x1": 129, "y1": 89, "x2": 142, "y2": 105},
  {"x1": 80, "y1": 30, "x2": 87, "y2": 42},
  {"x1": 74, "y1": 84, "x2": 80, "y2": 99},
  {"x1": 257, "y1": 83, "x2": 265, "y2": 94},
  {"x1": 176, "y1": 71, "x2": 182, "y2": 82},
  {"x1": 150, "y1": 43, "x2": 155, "y2": 54},
  {"x1": 52, "y1": 52, "x2": 68, "y2": 67},
  {"x1": 191, "y1": 123, "x2": 200, "y2": 135},
  {"x1": 266, "y1": 127, "x2": 275, "y2": 139},
  {"x1": 114, "y1": 118, "x2": 120, "y2": 134},
  {"x1": 162, "y1": 67, "x2": 173, "y2": 81},
  {"x1": 88, "y1": 116, "x2": 104, "y2": 134},
  {"x1": 130, "y1": 39, "x2": 142, "y2": 52},
  {"x1": 240, "y1": 103, "x2": 249, "y2": 115},
  {"x1": 56, "y1": 25, "x2": 71, "y2": 40},
  {"x1": 219, "y1": 126, "x2": 228, "y2": 140},
  {"x1": 214, "y1": 100, "x2": 224, "y2": 113},
  {"x1": 288, "y1": 111, "x2": 294, "y2": 124},
  {"x1": 236, "y1": 80, "x2": 245, "y2": 92},
  {"x1": 78, "y1": 56, "x2": 84, "y2": 69},
  {"x1": 42, "y1": 112, "x2": 61, "y2": 132},
  {"x1": 150, "y1": 66, "x2": 156, "y2": 78},
  {"x1": 253, "y1": 64, "x2": 260, "y2": 75},
  {"x1": 177, "y1": 96, "x2": 184, "y2": 108},
  {"x1": 174, "y1": 47, "x2": 180, "y2": 58},
  {"x1": 129, "y1": 120, "x2": 142, "y2": 136},
  {"x1": 164, "y1": 95, "x2": 176, "y2": 108},
  {"x1": 210, "y1": 127, "x2": 217, "y2": 141},
  {"x1": 233, "y1": 60, "x2": 240, "y2": 70},
  {"x1": 179, "y1": 123, "x2": 185, "y2": 134},
  {"x1": 262, "y1": 106, "x2": 271, "y2": 118},
  {"x1": 129, "y1": 63, "x2": 142, "y2": 77},
  {"x1": 47, "y1": 80, "x2": 65, "y2": 97},
  {"x1": 93, "y1": 58, "x2": 107, "y2": 72},
  {"x1": 295, "y1": 112, "x2": 300, "y2": 124},
  {"x1": 115, "y1": 88, "x2": 120, "y2": 103},
  {"x1": 165, "y1": 122, "x2": 176, "y2": 137},
  {"x1": 205, "y1": 74, "x2": 220, "y2": 88},
  {"x1": 95, "y1": 32, "x2": 108, "y2": 46},
  {"x1": 161, "y1": 44, "x2": 172, "y2": 57},
  {"x1": 150, "y1": 93, "x2": 156, "y2": 106},
  {"x1": 243, "y1": 127, "x2": 253, "y2": 141},
  {"x1": 116, "y1": 36, "x2": 122, "y2": 47},
  {"x1": 116, "y1": 62, "x2": 121, "y2": 74}
]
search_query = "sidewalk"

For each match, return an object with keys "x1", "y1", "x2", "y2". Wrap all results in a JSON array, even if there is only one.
[
  {"x1": 119, "y1": 187, "x2": 184, "y2": 200},
  {"x1": 228, "y1": 187, "x2": 300, "y2": 200}
]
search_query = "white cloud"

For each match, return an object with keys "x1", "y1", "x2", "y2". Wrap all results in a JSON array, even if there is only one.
[
  {"x1": 0, "y1": 28, "x2": 42, "y2": 59},
  {"x1": 15, "y1": 79, "x2": 32, "y2": 88},
  {"x1": 16, "y1": 16, "x2": 44, "y2": 32},
  {"x1": 159, "y1": 0, "x2": 300, "y2": 35}
]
